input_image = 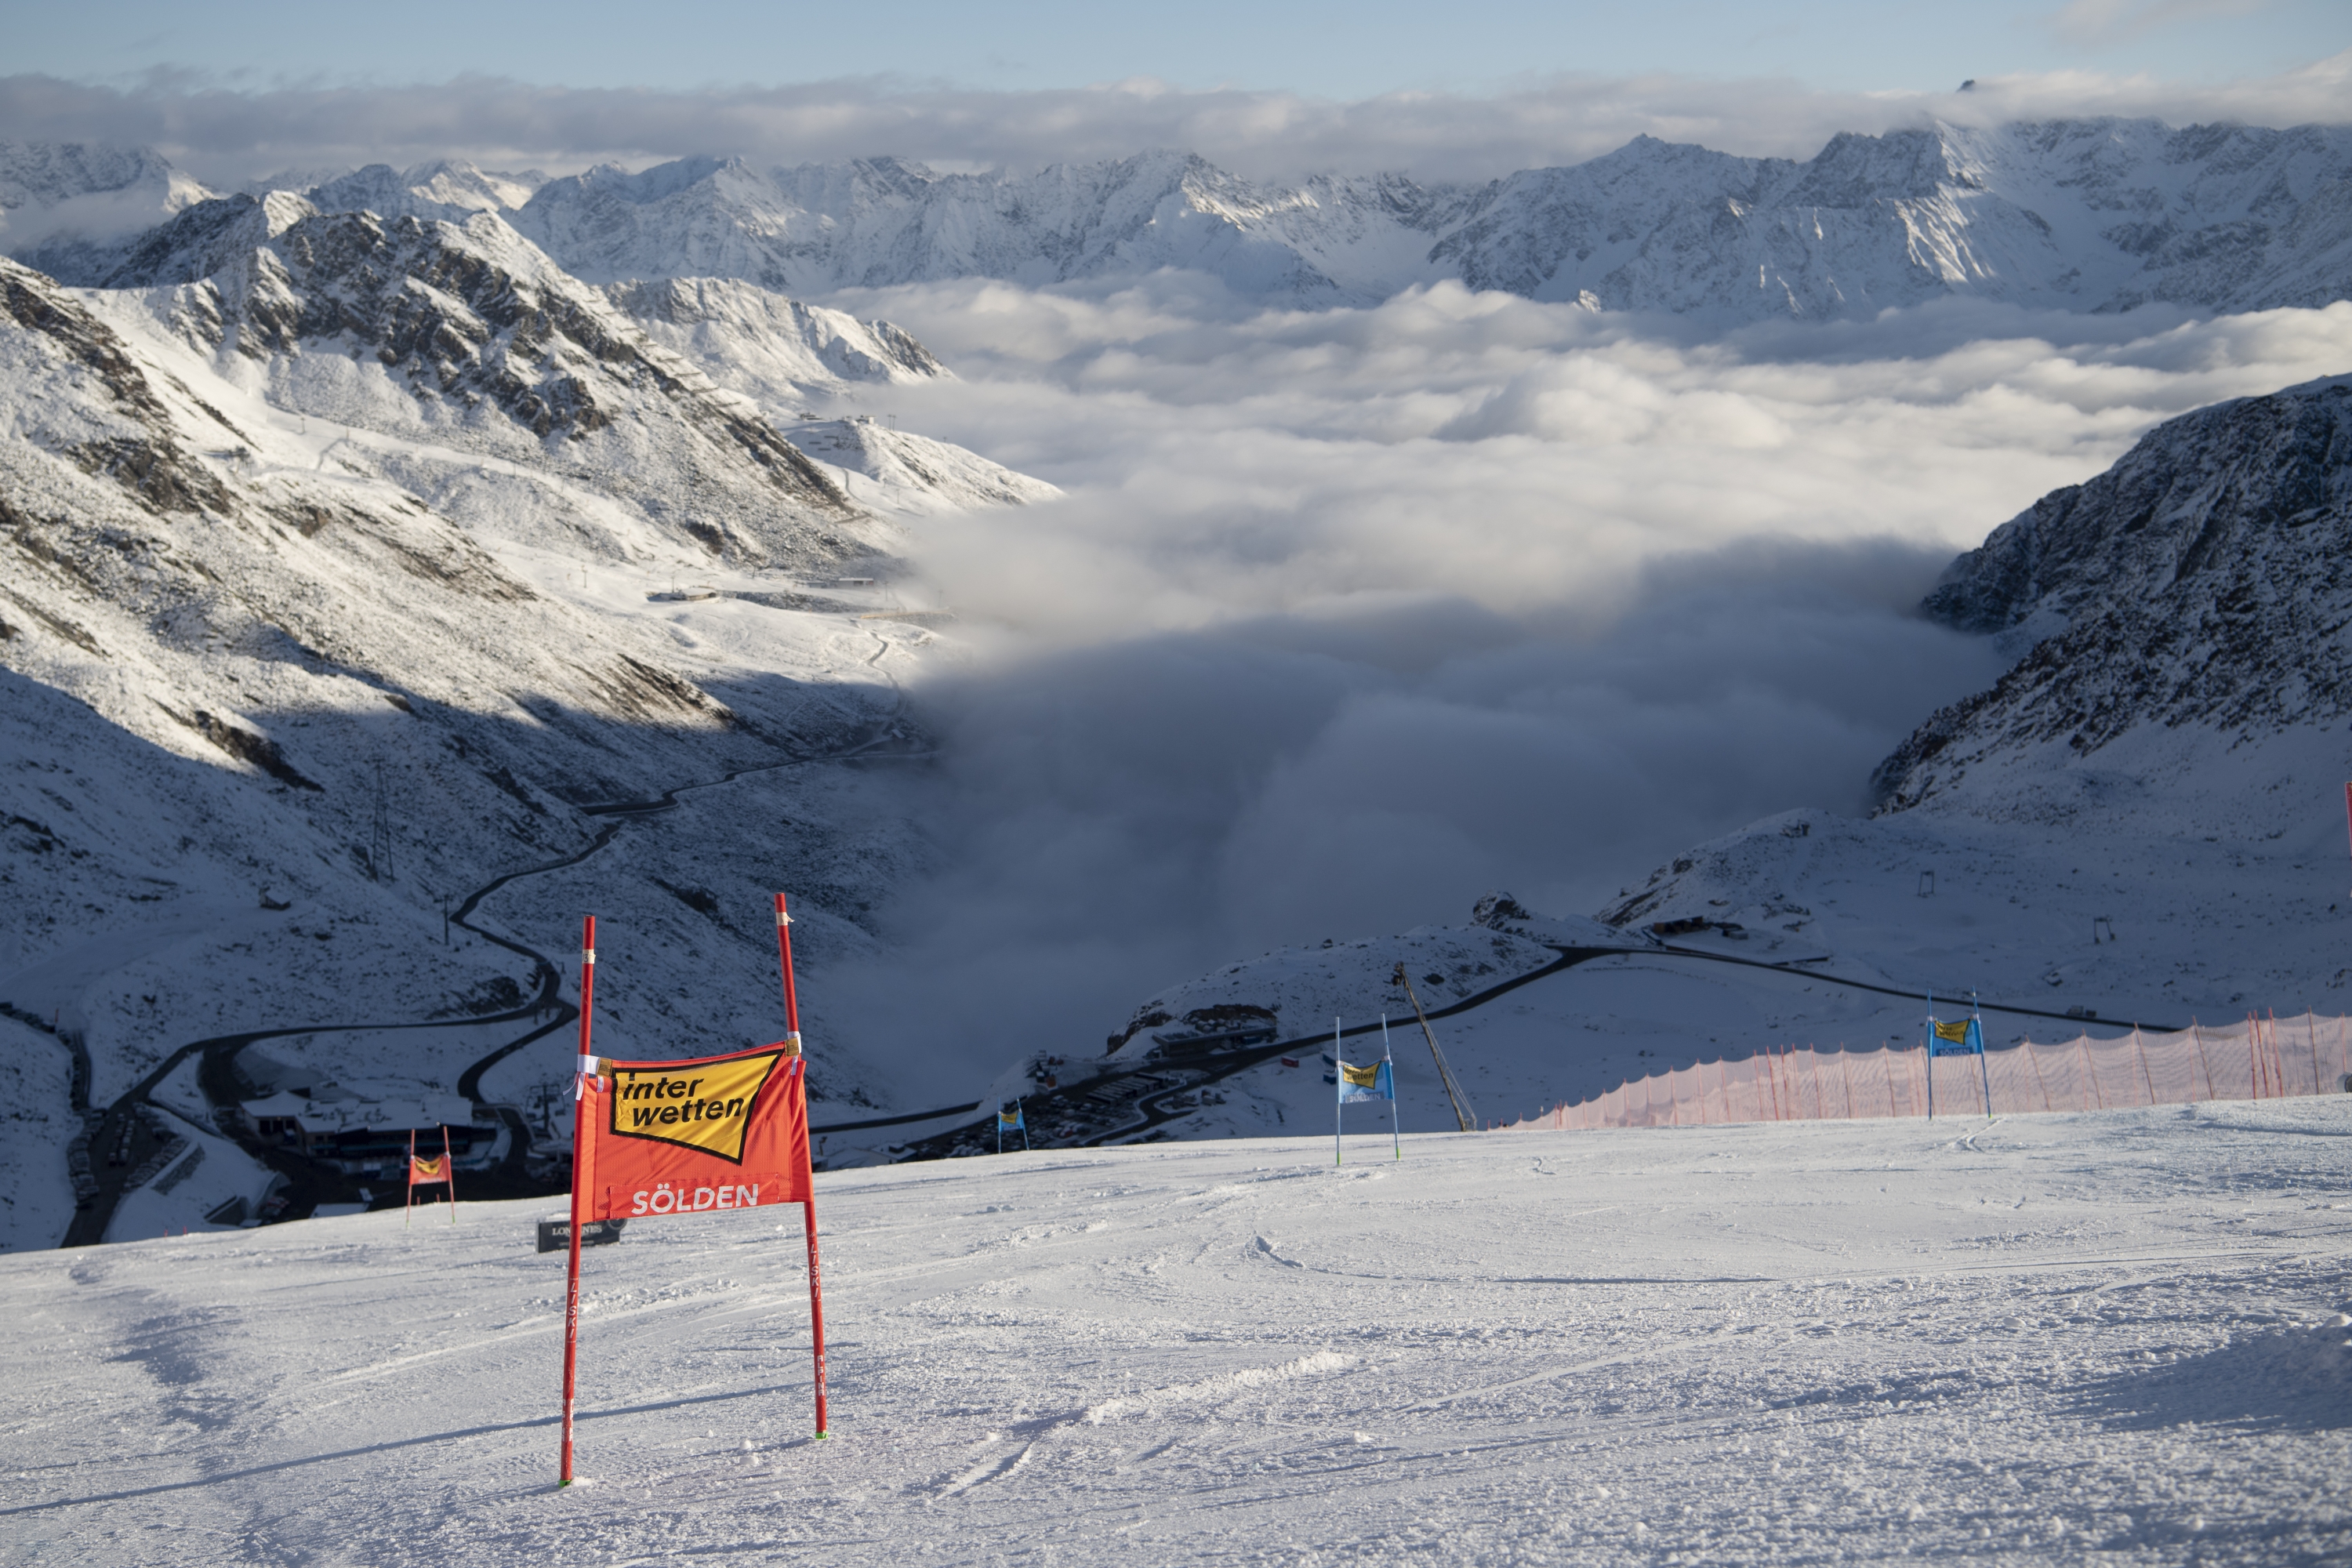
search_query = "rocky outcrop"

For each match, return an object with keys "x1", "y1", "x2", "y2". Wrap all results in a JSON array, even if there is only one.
[{"x1": 1872, "y1": 374, "x2": 2352, "y2": 813}]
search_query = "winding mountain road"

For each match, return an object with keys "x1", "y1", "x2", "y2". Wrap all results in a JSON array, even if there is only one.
[{"x1": 58, "y1": 696, "x2": 924, "y2": 1247}]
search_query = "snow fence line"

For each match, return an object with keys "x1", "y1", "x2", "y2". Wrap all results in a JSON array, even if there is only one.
[{"x1": 1508, "y1": 1011, "x2": 2352, "y2": 1131}]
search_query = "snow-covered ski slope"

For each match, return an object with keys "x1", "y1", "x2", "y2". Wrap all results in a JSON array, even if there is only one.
[{"x1": 5, "y1": 1105, "x2": 2347, "y2": 1564}]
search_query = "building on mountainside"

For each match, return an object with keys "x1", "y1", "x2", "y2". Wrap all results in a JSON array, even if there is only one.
[{"x1": 239, "y1": 1091, "x2": 490, "y2": 1178}]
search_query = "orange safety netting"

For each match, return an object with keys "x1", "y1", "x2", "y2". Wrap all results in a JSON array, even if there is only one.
[{"x1": 1505, "y1": 1011, "x2": 2352, "y2": 1131}]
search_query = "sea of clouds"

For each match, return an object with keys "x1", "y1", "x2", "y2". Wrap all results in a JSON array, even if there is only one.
[
  {"x1": 9, "y1": 64, "x2": 2352, "y2": 1079},
  {"x1": 800, "y1": 281, "x2": 2352, "y2": 1069}
]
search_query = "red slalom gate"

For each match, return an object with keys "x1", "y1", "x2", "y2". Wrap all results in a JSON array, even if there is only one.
[
  {"x1": 557, "y1": 895, "x2": 830, "y2": 1489},
  {"x1": 775, "y1": 891, "x2": 829, "y2": 1442},
  {"x1": 559, "y1": 916, "x2": 596, "y2": 1486},
  {"x1": 405, "y1": 1125, "x2": 456, "y2": 1227}
]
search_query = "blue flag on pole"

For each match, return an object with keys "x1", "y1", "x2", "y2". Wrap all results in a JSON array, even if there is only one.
[
  {"x1": 1928, "y1": 1017, "x2": 1984, "y2": 1057},
  {"x1": 1327, "y1": 1058, "x2": 1393, "y2": 1103},
  {"x1": 1925, "y1": 994, "x2": 1994, "y2": 1121}
]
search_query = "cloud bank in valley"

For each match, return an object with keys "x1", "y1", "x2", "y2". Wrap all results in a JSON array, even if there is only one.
[
  {"x1": 3, "y1": 52, "x2": 2350, "y2": 185},
  {"x1": 8, "y1": 45, "x2": 2350, "y2": 1091},
  {"x1": 806, "y1": 285, "x2": 2352, "y2": 1083}
]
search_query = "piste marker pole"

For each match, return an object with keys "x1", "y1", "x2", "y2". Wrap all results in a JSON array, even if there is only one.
[
  {"x1": 1333, "y1": 1017, "x2": 1344, "y2": 1167},
  {"x1": 1382, "y1": 1014, "x2": 1400, "y2": 1160},
  {"x1": 1925, "y1": 990, "x2": 1935, "y2": 1122}
]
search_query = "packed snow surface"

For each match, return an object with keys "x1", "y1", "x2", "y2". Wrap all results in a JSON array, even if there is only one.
[{"x1": 5, "y1": 1102, "x2": 2347, "y2": 1563}]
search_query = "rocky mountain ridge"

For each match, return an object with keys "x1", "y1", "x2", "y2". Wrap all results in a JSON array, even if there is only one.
[
  {"x1": 1872, "y1": 373, "x2": 2352, "y2": 821},
  {"x1": 14, "y1": 119, "x2": 2352, "y2": 317},
  {"x1": 0, "y1": 157, "x2": 1070, "y2": 1245},
  {"x1": 1597, "y1": 369, "x2": 2352, "y2": 962}
]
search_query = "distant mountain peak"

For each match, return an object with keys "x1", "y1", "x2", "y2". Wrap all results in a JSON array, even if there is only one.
[{"x1": 7, "y1": 120, "x2": 2352, "y2": 318}]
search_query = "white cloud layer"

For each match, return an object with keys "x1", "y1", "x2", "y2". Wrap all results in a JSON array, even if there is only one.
[
  {"x1": 5, "y1": 53, "x2": 2350, "y2": 185},
  {"x1": 810, "y1": 285, "x2": 2352, "y2": 1069}
]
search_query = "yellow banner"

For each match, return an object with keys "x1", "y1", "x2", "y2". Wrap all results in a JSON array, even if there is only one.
[
  {"x1": 608, "y1": 1051, "x2": 784, "y2": 1163},
  {"x1": 1341, "y1": 1061, "x2": 1381, "y2": 1088},
  {"x1": 1933, "y1": 1019, "x2": 1972, "y2": 1044}
]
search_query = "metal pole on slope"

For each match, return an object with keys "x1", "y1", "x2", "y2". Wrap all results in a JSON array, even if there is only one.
[
  {"x1": 444, "y1": 1124, "x2": 457, "y2": 1224},
  {"x1": 405, "y1": 1129, "x2": 415, "y2": 1229},
  {"x1": 776, "y1": 892, "x2": 829, "y2": 1441},
  {"x1": 1334, "y1": 1017, "x2": 1344, "y2": 1167},
  {"x1": 1382, "y1": 1015, "x2": 1400, "y2": 1161},
  {"x1": 1973, "y1": 990, "x2": 1993, "y2": 1121},
  {"x1": 1395, "y1": 964, "x2": 1474, "y2": 1132},
  {"x1": 1925, "y1": 990, "x2": 1935, "y2": 1123},
  {"x1": 560, "y1": 916, "x2": 597, "y2": 1487}
]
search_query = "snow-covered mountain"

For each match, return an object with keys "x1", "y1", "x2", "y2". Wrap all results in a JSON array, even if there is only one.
[
  {"x1": 590, "y1": 278, "x2": 1055, "y2": 511},
  {"x1": 0, "y1": 240, "x2": 910, "y2": 1144},
  {"x1": 16, "y1": 120, "x2": 2350, "y2": 317},
  {"x1": 1598, "y1": 377, "x2": 2352, "y2": 1055},
  {"x1": 602, "y1": 276, "x2": 943, "y2": 407},
  {"x1": 1434, "y1": 121, "x2": 2352, "y2": 315},
  {"x1": 504, "y1": 122, "x2": 2352, "y2": 315},
  {"x1": 510, "y1": 151, "x2": 1467, "y2": 302},
  {"x1": 0, "y1": 175, "x2": 1061, "y2": 1247},
  {"x1": 87, "y1": 194, "x2": 873, "y2": 564},
  {"x1": 303, "y1": 159, "x2": 548, "y2": 220},
  {"x1": 1869, "y1": 374, "x2": 2352, "y2": 829},
  {"x1": 0, "y1": 140, "x2": 213, "y2": 281},
  {"x1": 984, "y1": 373, "x2": 2352, "y2": 1160}
]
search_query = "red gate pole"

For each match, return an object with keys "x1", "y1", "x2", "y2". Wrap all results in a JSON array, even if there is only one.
[
  {"x1": 776, "y1": 893, "x2": 829, "y2": 1440},
  {"x1": 561, "y1": 916, "x2": 597, "y2": 1487}
]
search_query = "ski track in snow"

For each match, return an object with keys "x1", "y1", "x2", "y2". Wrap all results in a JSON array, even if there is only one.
[{"x1": 2, "y1": 1102, "x2": 2347, "y2": 1564}]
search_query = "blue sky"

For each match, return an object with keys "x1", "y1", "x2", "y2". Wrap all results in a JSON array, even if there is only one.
[{"x1": 15, "y1": 0, "x2": 2348, "y2": 99}]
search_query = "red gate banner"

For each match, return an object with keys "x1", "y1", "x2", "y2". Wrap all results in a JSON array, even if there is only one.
[
  {"x1": 561, "y1": 897, "x2": 827, "y2": 1488},
  {"x1": 578, "y1": 1044, "x2": 813, "y2": 1221}
]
